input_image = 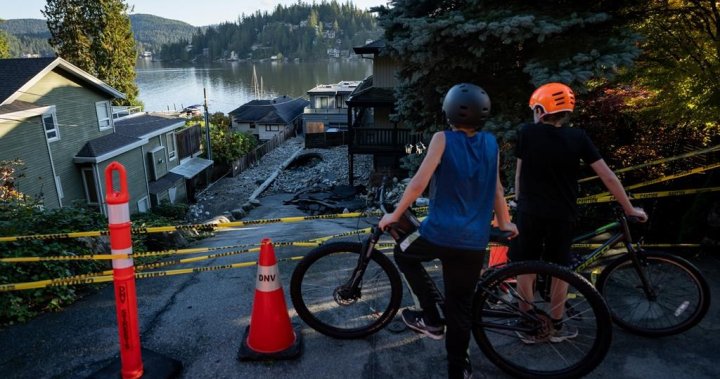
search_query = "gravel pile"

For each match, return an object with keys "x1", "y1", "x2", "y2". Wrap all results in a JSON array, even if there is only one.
[{"x1": 187, "y1": 136, "x2": 372, "y2": 222}]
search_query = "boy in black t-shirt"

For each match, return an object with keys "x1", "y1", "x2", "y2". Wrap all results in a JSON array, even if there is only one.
[{"x1": 509, "y1": 82, "x2": 647, "y2": 343}]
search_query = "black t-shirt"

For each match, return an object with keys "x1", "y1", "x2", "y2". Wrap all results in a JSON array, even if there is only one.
[{"x1": 516, "y1": 122, "x2": 602, "y2": 221}]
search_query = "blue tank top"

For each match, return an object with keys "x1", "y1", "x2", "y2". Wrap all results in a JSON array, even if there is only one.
[{"x1": 419, "y1": 130, "x2": 498, "y2": 250}]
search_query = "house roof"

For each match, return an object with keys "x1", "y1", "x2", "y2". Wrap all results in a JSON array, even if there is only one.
[
  {"x1": 307, "y1": 81, "x2": 361, "y2": 95},
  {"x1": 148, "y1": 172, "x2": 185, "y2": 194},
  {"x1": 75, "y1": 133, "x2": 145, "y2": 160},
  {"x1": 114, "y1": 113, "x2": 186, "y2": 138},
  {"x1": 347, "y1": 87, "x2": 395, "y2": 106},
  {"x1": 353, "y1": 39, "x2": 385, "y2": 55},
  {"x1": 228, "y1": 96, "x2": 310, "y2": 124},
  {"x1": 0, "y1": 57, "x2": 125, "y2": 105},
  {"x1": 0, "y1": 100, "x2": 45, "y2": 116}
]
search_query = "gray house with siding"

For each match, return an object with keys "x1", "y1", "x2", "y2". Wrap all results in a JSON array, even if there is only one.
[
  {"x1": 229, "y1": 96, "x2": 309, "y2": 141},
  {"x1": 0, "y1": 57, "x2": 209, "y2": 214}
]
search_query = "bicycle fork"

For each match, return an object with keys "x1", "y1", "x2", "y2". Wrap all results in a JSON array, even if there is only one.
[{"x1": 338, "y1": 227, "x2": 384, "y2": 300}]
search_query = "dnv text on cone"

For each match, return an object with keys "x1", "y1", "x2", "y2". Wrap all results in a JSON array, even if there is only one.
[{"x1": 238, "y1": 238, "x2": 302, "y2": 360}]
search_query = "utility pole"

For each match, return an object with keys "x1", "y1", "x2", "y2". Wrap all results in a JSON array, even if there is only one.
[{"x1": 203, "y1": 87, "x2": 212, "y2": 160}]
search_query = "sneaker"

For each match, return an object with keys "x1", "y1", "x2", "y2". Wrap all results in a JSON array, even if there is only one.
[
  {"x1": 401, "y1": 309, "x2": 444, "y2": 340},
  {"x1": 550, "y1": 324, "x2": 579, "y2": 343},
  {"x1": 463, "y1": 368, "x2": 474, "y2": 379}
]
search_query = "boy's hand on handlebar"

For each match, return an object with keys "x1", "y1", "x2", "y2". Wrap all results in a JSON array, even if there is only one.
[
  {"x1": 498, "y1": 221, "x2": 519, "y2": 239},
  {"x1": 379, "y1": 213, "x2": 399, "y2": 231},
  {"x1": 626, "y1": 207, "x2": 648, "y2": 223}
]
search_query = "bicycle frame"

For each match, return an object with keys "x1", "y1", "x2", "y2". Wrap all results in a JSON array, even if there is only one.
[{"x1": 570, "y1": 214, "x2": 657, "y2": 299}]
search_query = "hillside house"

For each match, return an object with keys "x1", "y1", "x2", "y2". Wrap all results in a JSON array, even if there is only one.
[
  {"x1": 228, "y1": 96, "x2": 309, "y2": 141},
  {"x1": 0, "y1": 57, "x2": 210, "y2": 214},
  {"x1": 302, "y1": 81, "x2": 360, "y2": 147},
  {"x1": 347, "y1": 40, "x2": 421, "y2": 185}
]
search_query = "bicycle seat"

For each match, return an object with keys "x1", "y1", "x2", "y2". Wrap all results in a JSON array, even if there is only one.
[{"x1": 489, "y1": 227, "x2": 512, "y2": 245}]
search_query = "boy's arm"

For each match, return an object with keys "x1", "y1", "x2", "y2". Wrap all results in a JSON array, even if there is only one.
[
  {"x1": 590, "y1": 159, "x2": 648, "y2": 221},
  {"x1": 495, "y1": 155, "x2": 519, "y2": 237}
]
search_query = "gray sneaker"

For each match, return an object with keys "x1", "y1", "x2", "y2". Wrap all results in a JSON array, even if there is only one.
[
  {"x1": 401, "y1": 309, "x2": 444, "y2": 340},
  {"x1": 550, "y1": 324, "x2": 579, "y2": 343}
]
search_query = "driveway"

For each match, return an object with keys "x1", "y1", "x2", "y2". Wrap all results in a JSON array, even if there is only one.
[{"x1": 1, "y1": 194, "x2": 718, "y2": 378}]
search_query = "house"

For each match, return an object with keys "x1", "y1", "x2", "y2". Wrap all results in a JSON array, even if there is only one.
[
  {"x1": 0, "y1": 57, "x2": 211, "y2": 214},
  {"x1": 346, "y1": 40, "x2": 421, "y2": 185},
  {"x1": 302, "y1": 81, "x2": 360, "y2": 147},
  {"x1": 228, "y1": 96, "x2": 309, "y2": 141}
]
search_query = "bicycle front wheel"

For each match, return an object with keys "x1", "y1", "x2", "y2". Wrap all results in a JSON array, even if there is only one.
[
  {"x1": 290, "y1": 241, "x2": 403, "y2": 339},
  {"x1": 473, "y1": 261, "x2": 612, "y2": 379},
  {"x1": 596, "y1": 251, "x2": 710, "y2": 337}
]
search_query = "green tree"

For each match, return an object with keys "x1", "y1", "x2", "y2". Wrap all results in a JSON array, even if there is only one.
[
  {"x1": 43, "y1": 0, "x2": 140, "y2": 106},
  {"x1": 0, "y1": 19, "x2": 10, "y2": 58},
  {"x1": 376, "y1": 1, "x2": 646, "y2": 135},
  {"x1": 630, "y1": 0, "x2": 720, "y2": 130}
]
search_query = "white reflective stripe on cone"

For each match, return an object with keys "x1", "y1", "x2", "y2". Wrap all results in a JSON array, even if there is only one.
[
  {"x1": 107, "y1": 203, "x2": 130, "y2": 224},
  {"x1": 255, "y1": 265, "x2": 281, "y2": 292},
  {"x1": 111, "y1": 247, "x2": 134, "y2": 269}
]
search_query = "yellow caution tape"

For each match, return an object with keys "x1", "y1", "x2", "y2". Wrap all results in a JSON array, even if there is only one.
[
  {"x1": 577, "y1": 186, "x2": 720, "y2": 204},
  {"x1": 578, "y1": 144, "x2": 720, "y2": 183}
]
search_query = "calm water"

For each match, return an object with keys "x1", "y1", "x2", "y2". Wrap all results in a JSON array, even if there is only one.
[{"x1": 135, "y1": 59, "x2": 373, "y2": 114}]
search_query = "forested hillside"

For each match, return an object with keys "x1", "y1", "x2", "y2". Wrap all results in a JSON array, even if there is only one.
[
  {"x1": 160, "y1": 1, "x2": 382, "y2": 62},
  {"x1": 0, "y1": 14, "x2": 197, "y2": 58}
]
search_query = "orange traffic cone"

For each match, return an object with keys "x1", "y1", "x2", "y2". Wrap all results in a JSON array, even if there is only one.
[{"x1": 238, "y1": 238, "x2": 302, "y2": 361}]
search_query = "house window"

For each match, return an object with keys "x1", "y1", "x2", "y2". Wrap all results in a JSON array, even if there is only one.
[
  {"x1": 249, "y1": 122, "x2": 256, "y2": 129},
  {"x1": 137, "y1": 196, "x2": 150, "y2": 213},
  {"x1": 265, "y1": 125, "x2": 281, "y2": 131},
  {"x1": 81, "y1": 168, "x2": 99, "y2": 204},
  {"x1": 166, "y1": 132, "x2": 177, "y2": 160},
  {"x1": 335, "y1": 95, "x2": 345, "y2": 109},
  {"x1": 316, "y1": 96, "x2": 329, "y2": 109},
  {"x1": 42, "y1": 112, "x2": 59, "y2": 142},
  {"x1": 96, "y1": 101, "x2": 112, "y2": 130}
]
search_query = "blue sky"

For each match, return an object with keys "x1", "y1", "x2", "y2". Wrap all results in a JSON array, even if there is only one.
[{"x1": 2, "y1": 0, "x2": 389, "y2": 27}]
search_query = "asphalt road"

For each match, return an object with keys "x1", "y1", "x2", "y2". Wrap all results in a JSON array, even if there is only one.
[{"x1": 1, "y1": 193, "x2": 719, "y2": 379}]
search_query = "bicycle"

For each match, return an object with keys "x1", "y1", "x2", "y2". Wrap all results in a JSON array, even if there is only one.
[
  {"x1": 290, "y1": 187, "x2": 613, "y2": 379},
  {"x1": 566, "y1": 207, "x2": 711, "y2": 337}
]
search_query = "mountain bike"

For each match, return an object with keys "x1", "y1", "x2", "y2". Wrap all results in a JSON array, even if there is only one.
[
  {"x1": 290, "y1": 188, "x2": 613, "y2": 378},
  {"x1": 566, "y1": 208, "x2": 711, "y2": 337}
]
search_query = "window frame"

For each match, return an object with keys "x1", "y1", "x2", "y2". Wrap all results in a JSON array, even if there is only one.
[
  {"x1": 166, "y1": 132, "x2": 177, "y2": 161},
  {"x1": 81, "y1": 168, "x2": 99, "y2": 205},
  {"x1": 95, "y1": 100, "x2": 113, "y2": 130},
  {"x1": 42, "y1": 111, "x2": 60, "y2": 142}
]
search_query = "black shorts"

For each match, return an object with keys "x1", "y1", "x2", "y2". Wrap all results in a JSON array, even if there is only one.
[{"x1": 507, "y1": 212, "x2": 575, "y2": 266}]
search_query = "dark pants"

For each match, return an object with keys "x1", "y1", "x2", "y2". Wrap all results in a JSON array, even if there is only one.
[
  {"x1": 508, "y1": 211, "x2": 575, "y2": 265},
  {"x1": 394, "y1": 236, "x2": 485, "y2": 379}
]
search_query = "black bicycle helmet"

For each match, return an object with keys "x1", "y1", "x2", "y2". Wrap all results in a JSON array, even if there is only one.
[{"x1": 442, "y1": 83, "x2": 491, "y2": 129}]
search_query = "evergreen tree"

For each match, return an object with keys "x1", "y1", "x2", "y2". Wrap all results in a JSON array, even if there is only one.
[
  {"x1": 376, "y1": 0, "x2": 647, "y2": 138},
  {"x1": 43, "y1": 0, "x2": 139, "y2": 106},
  {"x1": 43, "y1": 0, "x2": 94, "y2": 70}
]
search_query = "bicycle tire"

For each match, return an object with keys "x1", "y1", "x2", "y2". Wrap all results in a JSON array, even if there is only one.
[
  {"x1": 596, "y1": 251, "x2": 710, "y2": 337},
  {"x1": 472, "y1": 261, "x2": 612, "y2": 379},
  {"x1": 290, "y1": 241, "x2": 403, "y2": 339}
]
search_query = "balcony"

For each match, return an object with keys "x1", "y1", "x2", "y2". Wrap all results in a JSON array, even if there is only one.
[
  {"x1": 304, "y1": 107, "x2": 347, "y2": 114},
  {"x1": 349, "y1": 127, "x2": 422, "y2": 154}
]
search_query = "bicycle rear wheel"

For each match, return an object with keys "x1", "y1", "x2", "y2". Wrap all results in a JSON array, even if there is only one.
[
  {"x1": 472, "y1": 261, "x2": 612, "y2": 379},
  {"x1": 290, "y1": 241, "x2": 403, "y2": 339},
  {"x1": 596, "y1": 251, "x2": 710, "y2": 337}
]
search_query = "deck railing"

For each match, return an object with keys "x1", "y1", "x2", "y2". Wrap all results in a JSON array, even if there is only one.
[{"x1": 350, "y1": 127, "x2": 421, "y2": 152}]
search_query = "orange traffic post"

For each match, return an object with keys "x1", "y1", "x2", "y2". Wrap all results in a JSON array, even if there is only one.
[
  {"x1": 90, "y1": 162, "x2": 182, "y2": 379},
  {"x1": 238, "y1": 238, "x2": 302, "y2": 361}
]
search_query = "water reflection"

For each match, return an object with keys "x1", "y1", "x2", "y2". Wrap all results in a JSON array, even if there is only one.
[{"x1": 135, "y1": 59, "x2": 373, "y2": 114}]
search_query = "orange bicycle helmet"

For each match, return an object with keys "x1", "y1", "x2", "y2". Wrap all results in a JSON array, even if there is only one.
[{"x1": 528, "y1": 82, "x2": 575, "y2": 116}]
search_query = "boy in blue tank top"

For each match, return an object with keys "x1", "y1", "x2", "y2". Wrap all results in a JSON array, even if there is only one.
[{"x1": 380, "y1": 83, "x2": 518, "y2": 379}]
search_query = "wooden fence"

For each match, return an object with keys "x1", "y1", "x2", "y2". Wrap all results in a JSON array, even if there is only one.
[{"x1": 225, "y1": 126, "x2": 298, "y2": 177}]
